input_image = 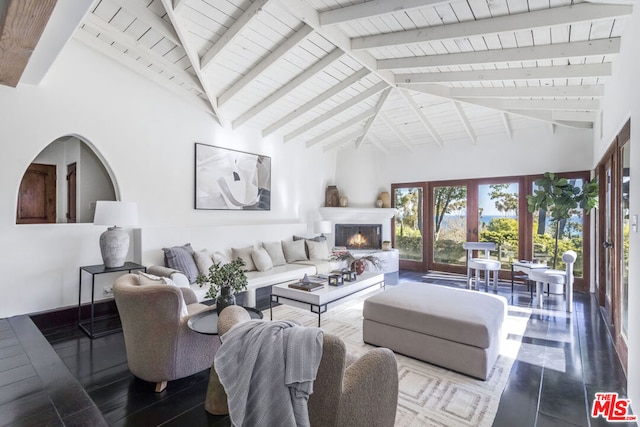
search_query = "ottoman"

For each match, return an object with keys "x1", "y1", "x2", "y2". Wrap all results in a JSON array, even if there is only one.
[{"x1": 363, "y1": 283, "x2": 507, "y2": 380}]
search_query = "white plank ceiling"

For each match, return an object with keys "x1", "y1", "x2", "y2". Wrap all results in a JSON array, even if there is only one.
[{"x1": 74, "y1": 0, "x2": 634, "y2": 151}]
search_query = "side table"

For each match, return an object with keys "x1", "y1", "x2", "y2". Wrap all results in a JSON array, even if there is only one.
[{"x1": 78, "y1": 262, "x2": 146, "y2": 339}]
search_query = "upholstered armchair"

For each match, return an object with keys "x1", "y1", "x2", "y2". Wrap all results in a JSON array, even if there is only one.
[
  {"x1": 209, "y1": 306, "x2": 399, "y2": 426},
  {"x1": 113, "y1": 274, "x2": 220, "y2": 392}
]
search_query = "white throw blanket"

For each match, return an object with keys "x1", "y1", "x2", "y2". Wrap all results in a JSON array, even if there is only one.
[{"x1": 215, "y1": 320, "x2": 324, "y2": 427}]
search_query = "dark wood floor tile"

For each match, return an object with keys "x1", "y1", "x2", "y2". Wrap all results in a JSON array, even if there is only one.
[
  {"x1": 536, "y1": 411, "x2": 584, "y2": 426},
  {"x1": 161, "y1": 402, "x2": 231, "y2": 427},
  {"x1": 538, "y1": 368, "x2": 588, "y2": 427},
  {"x1": 492, "y1": 361, "x2": 542, "y2": 427},
  {"x1": 0, "y1": 376, "x2": 44, "y2": 406},
  {"x1": 0, "y1": 390, "x2": 55, "y2": 426},
  {"x1": 0, "y1": 352, "x2": 29, "y2": 371},
  {"x1": 62, "y1": 405, "x2": 110, "y2": 427},
  {"x1": 2, "y1": 407, "x2": 63, "y2": 427},
  {"x1": 0, "y1": 364, "x2": 37, "y2": 387}
]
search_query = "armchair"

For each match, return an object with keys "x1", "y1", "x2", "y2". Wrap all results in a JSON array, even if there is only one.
[{"x1": 113, "y1": 274, "x2": 220, "y2": 392}]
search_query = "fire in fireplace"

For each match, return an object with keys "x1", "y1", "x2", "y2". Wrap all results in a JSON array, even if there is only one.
[{"x1": 335, "y1": 224, "x2": 382, "y2": 250}]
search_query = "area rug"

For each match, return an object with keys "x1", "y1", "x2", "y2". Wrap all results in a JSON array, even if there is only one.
[{"x1": 265, "y1": 282, "x2": 531, "y2": 427}]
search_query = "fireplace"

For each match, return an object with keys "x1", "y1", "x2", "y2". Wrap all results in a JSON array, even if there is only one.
[{"x1": 335, "y1": 224, "x2": 382, "y2": 250}]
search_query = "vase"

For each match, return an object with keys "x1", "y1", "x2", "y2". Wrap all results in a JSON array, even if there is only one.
[
  {"x1": 216, "y1": 286, "x2": 236, "y2": 315},
  {"x1": 352, "y1": 259, "x2": 365, "y2": 275},
  {"x1": 375, "y1": 199, "x2": 383, "y2": 208},
  {"x1": 326, "y1": 185, "x2": 339, "y2": 207},
  {"x1": 379, "y1": 191, "x2": 391, "y2": 208},
  {"x1": 339, "y1": 195, "x2": 348, "y2": 207}
]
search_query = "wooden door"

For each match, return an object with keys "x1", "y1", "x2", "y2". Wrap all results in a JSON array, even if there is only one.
[
  {"x1": 67, "y1": 163, "x2": 77, "y2": 223},
  {"x1": 16, "y1": 163, "x2": 56, "y2": 224}
]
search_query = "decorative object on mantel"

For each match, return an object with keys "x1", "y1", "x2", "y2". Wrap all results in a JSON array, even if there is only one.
[
  {"x1": 382, "y1": 241, "x2": 392, "y2": 251},
  {"x1": 196, "y1": 258, "x2": 248, "y2": 315},
  {"x1": 379, "y1": 191, "x2": 391, "y2": 208},
  {"x1": 325, "y1": 185, "x2": 340, "y2": 207},
  {"x1": 375, "y1": 199, "x2": 383, "y2": 208},
  {"x1": 339, "y1": 195, "x2": 348, "y2": 207},
  {"x1": 93, "y1": 201, "x2": 138, "y2": 268},
  {"x1": 330, "y1": 251, "x2": 383, "y2": 275}
]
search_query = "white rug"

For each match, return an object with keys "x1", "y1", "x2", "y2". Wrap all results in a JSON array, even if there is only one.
[{"x1": 265, "y1": 283, "x2": 531, "y2": 427}]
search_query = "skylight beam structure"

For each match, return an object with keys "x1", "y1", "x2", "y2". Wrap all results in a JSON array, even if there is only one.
[
  {"x1": 398, "y1": 88, "x2": 444, "y2": 148},
  {"x1": 452, "y1": 102, "x2": 477, "y2": 144},
  {"x1": 306, "y1": 109, "x2": 375, "y2": 148},
  {"x1": 380, "y1": 112, "x2": 414, "y2": 151},
  {"x1": 355, "y1": 88, "x2": 391, "y2": 150},
  {"x1": 319, "y1": 0, "x2": 449, "y2": 26}
]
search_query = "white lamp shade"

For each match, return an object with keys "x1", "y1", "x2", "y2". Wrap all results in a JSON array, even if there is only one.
[
  {"x1": 314, "y1": 220, "x2": 332, "y2": 235},
  {"x1": 94, "y1": 201, "x2": 138, "y2": 227}
]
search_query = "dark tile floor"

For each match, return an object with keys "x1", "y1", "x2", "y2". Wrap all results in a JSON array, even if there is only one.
[{"x1": 0, "y1": 270, "x2": 635, "y2": 426}]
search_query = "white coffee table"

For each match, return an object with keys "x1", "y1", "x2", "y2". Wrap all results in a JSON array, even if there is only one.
[{"x1": 270, "y1": 271, "x2": 385, "y2": 326}]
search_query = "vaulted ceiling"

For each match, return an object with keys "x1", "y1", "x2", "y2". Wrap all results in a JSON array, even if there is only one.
[{"x1": 15, "y1": 0, "x2": 639, "y2": 152}]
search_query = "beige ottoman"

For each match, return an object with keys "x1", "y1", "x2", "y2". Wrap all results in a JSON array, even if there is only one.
[{"x1": 363, "y1": 283, "x2": 507, "y2": 380}]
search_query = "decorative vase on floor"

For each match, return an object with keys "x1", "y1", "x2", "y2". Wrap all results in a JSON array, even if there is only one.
[{"x1": 216, "y1": 286, "x2": 236, "y2": 315}]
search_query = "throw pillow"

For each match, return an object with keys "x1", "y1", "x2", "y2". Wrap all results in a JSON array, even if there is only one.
[
  {"x1": 193, "y1": 249, "x2": 214, "y2": 275},
  {"x1": 262, "y1": 241, "x2": 286, "y2": 266},
  {"x1": 231, "y1": 246, "x2": 256, "y2": 271},
  {"x1": 282, "y1": 239, "x2": 308, "y2": 263},
  {"x1": 251, "y1": 247, "x2": 274, "y2": 272},
  {"x1": 136, "y1": 272, "x2": 188, "y2": 317},
  {"x1": 212, "y1": 251, "x2": 230, "y2": 265},
  {"x1": 306, "y1": 239, "x2": 331, "y2": 260},
  {"x1": 162, "y1": 243, "x2": 199, "y2": 284}
]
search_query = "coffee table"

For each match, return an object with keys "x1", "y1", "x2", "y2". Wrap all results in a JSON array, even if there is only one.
[
  {"x1": 270, "y1": 271, "x2": 385, "y2": 326},
  {"x1": 187, "y1": 306, "x2": 263, "y2": 335}
]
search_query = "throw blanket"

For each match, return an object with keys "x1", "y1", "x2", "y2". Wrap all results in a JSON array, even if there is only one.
[{"x1": 215, "y1": 320, "x2": 324, "y2": 427}]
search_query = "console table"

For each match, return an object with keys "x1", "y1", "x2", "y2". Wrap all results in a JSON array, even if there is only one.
[{"x1": 78, "y1": 262, "x2": 145, "y2": 339}]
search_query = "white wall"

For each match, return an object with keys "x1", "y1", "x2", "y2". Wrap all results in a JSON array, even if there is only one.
[
  {"x1": 593, "y1": 4, "x2": 639, "y2": 415},
  {"x1": 336, "y1": 123, "x2": 593, "y2": 207},
  {"x1": 0, "y1": 39, "x2": 335, "y2": 317}
]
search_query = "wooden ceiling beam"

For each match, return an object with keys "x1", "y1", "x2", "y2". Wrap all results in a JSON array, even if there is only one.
[
  {"x1": 455, "y1": 98, "x2": 601, "y2": 111},
  {"x1": 380, "y1": 112, "x2": 414, "y2": 151},
  {"x1": 378, "y1": 38, "x2": 621, "y2": 70},
  {"x1": 355, "y1": 87, "x2": 392, "y2": 150},
  {"x1": 352, "y1": 3, "x2": 632, "y2": 50},
  {"x1": 501, "y1": 112, "x2": 513, "y2": 142},
  {"x1": 404, "y1": 84, "x2": 606, "y2": 98},
  {"x1": 219, "y1": 24, "x2": 313, "y2": 107},
  {"x1": 398, "y1": 88, "x2": 444, "y2": 148},
  {"x1": 263, "y1": 68, "x2": 370, "y2": 137},
  {"x1": 159, "y1": 0, "x2": 222, "y2": 124},
  {"x1": 201, "y1": 0, "x2": 269, "y2": 71},
  {"x1": 319, "y1": 0, "x2": 448, "y2": 26},
  {"x1": 322, "y1": 129, "x2": 362, "y2": 152},
  {"x1": 0, "y1": 0, "x2": 57, "y2": 87},
  {"x1": 232, "y1": 48, "x2": 344, "y2": 129},
  {"x1": 306, "y1": 108, "x2": 375, "y2": 148},
  {"x1": 452, "y1": 102, "x2": 477, "y2": 144},
  {"x1": 396, "y1": 63, "x2": 611, "y2": 84},
  {"x1": 284, "y1": 80, "x2": 388, "y2": 142}
]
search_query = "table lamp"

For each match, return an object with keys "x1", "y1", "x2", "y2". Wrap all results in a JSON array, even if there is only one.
[
  {"x1": 314, "y1": 220, "x2": 332, "y2": 238},
  {"x1": 93, "y1": 201, "x2": 138, "y2": 268}
]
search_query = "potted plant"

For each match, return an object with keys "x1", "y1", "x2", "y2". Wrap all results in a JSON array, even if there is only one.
[
  {"x1": 526, "y1": 172, "x2": 598, "y2": 269},
  {"x1": 196, "y1": 257, "x2": 248, "y2": 315},
  {"x1": 330, "y1": 251, "x2": 383, "y2": 274}
]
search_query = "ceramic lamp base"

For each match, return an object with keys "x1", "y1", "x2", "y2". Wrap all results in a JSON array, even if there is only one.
[{"x1": 99, "y1": 226, "x2": 129, "y2": 268}]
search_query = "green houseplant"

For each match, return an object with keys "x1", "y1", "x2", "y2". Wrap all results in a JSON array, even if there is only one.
[
  {"x1": 196, "y1": 257, "x2": 248, "y2": 314},
  {"x1": 526, "y1": 172, "x2": 598, "y2": 269},
  {"x1": 330, "y1": 251, "x2": 383, "y2": 274}
]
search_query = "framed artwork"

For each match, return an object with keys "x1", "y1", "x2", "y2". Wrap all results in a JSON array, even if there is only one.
[{"x1": 195, "y1": 143, "x2": 271, "y2": 210}]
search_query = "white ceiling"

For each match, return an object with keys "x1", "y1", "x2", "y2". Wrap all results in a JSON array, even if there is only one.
[{"x1": 72, "y1": 0, "x2": 633, "y2": 152}]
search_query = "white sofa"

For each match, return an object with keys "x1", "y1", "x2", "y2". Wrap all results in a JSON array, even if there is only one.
[{"x1": 148, "y1": 246, "x2": 338, "y2": 307}]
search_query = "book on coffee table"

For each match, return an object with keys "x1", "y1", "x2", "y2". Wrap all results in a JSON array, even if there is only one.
[{"x1": 288, "y1": 281, "x2": 323, "y2": 292}]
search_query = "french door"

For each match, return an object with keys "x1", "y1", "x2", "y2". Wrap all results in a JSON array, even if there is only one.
[{"x1": 597, "y1": 120, "x2": 630, "y2": 373}]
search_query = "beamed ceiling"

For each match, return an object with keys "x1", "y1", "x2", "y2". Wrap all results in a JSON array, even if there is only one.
[{"x1": 7, "y1": 0, "x2": 638, "y2": 151}]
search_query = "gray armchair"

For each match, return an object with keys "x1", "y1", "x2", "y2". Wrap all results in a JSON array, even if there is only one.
[
  {"x1": 113, "y1": 274, "x2": 220, "y2": 392},
  {"x1": 209, "y1": 307, "x2": 399, "y2": 426}
]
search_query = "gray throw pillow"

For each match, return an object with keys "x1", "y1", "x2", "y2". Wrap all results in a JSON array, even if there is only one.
[
  {"x1": 263, "y1": 241, "x2": 286, "y2": 266},
  {"x1": 282, "y1": 239, "x2": 308, "y2": 263},
  {"x1": 232, "y1": 246, "x2": 256, "y2": 271},
  {"x1": 306, "y1": 239, "x2": 331, "y2": 260},
  {"x1": 251, "y1": 247, "x2": 274, "y2": 272},
  {"x1": 193, "y1": 249, "x2": 214, "y2": 275},
  {"x1": 162, "y1": 243, "x2": 199, "y2": 284}
]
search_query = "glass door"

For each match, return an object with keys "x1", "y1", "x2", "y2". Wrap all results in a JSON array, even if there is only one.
[
  {"x1": 431, "y1": 183, "x2": 468, "y2": 273},
  {"x1": 618, "y1": 140, "x2": 630, "y2": 370},
  {"x1": 392, "y1": 183, "x2": 427, "y2": 271}
]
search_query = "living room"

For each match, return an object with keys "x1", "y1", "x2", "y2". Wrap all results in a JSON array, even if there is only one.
[{"x1": 1, "y1": 0, "x2": 639, "y2": 425}]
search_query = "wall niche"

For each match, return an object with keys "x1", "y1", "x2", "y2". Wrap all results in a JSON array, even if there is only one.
[{"x1": 16, "y1": 135, "x2": 117, "y2": 224}]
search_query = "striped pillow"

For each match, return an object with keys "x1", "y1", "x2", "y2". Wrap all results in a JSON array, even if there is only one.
[{"x1": 162, "y1": 243, "x2": 199, "y2": 284}]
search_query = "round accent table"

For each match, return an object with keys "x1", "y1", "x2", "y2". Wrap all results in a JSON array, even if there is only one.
[{"x1": 187, "y1": 306, "x2": 263, "y2": 335}]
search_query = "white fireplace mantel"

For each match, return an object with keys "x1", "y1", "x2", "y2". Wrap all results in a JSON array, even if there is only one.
[{"x1": 318, "y1": 207, "x2": 397, "y2": 222}]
